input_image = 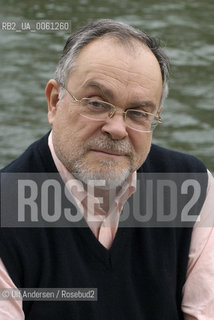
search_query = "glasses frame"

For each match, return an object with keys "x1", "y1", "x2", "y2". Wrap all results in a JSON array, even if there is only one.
[{"x1": 59, "y1": 84, "x2": 162, "y2": 133}]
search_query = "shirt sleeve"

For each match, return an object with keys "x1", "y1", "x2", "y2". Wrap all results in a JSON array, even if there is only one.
[
  {"x1": 182, "y1": 170, "x2": 214, "y2": 319},
  {"x1": 0, "y1": 258, "x2": 24, "y2": 319}
]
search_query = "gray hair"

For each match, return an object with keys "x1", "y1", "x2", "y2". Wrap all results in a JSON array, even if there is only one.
[{"x1": 55, "y1": 19, "x2": 170, "y2": 107}]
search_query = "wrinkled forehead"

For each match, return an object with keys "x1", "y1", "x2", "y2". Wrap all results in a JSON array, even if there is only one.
[
  {"x1": 68, "y1": 37, "x2": 162, "y2": 84},
  {"x1": 75, "y1": 36, "x2": 160, "y2": 70},
  {"x1": 66, "y1": 37, "x2": 163, "y2": 106}
]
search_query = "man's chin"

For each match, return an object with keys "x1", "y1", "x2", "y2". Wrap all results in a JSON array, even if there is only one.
[
  {"x1": 70, "y1": 158, "x2": 132, "y2": 189},
  {"x1": 72, "y1": 169, "x2": 131, "y2": 190}
]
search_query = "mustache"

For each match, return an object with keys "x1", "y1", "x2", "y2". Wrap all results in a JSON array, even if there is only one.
[{"x1": 85, "y1": 136, "x2": 133, "y2": 156}]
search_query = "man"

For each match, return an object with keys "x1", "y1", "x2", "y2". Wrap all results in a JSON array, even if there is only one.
[{"x1": 0, "y1": 19, "x2": 213, "y2": 319}]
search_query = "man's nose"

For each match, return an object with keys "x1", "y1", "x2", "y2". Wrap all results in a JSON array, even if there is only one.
[{"x1": 101, "y1": 113, "x2": 128, "y2": 140}]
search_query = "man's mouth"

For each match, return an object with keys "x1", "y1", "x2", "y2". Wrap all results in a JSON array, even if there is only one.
[{"x1": 90, "y1": 149, "x2": 126, "y2": 157}]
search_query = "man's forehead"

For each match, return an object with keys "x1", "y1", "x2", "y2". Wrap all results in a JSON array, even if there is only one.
[
  {"x1": 66, "y1": 37, "x2": 163, "y2": 105},
  {"x1": 70, "y1": 38, "x2": 162, "y2": 84},
  {"x1": 74, "y1": 36, "x2": 157, "y2": 68}
]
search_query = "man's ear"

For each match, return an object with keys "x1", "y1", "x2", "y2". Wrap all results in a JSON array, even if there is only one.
[{"x1": 45, "y1": 79, "x2": 61, "y2": 126}]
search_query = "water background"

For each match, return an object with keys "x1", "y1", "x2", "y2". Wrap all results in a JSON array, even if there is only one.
[{"x1": 0, "y1": 0, "x2": 214, "y2": 171}]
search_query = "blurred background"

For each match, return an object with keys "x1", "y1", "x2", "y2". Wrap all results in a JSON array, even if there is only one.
[{"x1": 0, "y1": 0, "x2": 213, "y2": 171}]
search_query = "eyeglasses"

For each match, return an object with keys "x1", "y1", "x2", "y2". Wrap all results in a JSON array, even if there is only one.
[{"x1": 60, "y1": 85, "x2": 162, "y2": 133}]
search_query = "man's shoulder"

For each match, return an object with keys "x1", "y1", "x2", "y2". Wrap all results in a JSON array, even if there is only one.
[
  {"x1": 141, "y1": 144, "x2": 207, "y2": 173},
  {"x1": 0, "y1": 132, "x2": 56, "y2": 173}
]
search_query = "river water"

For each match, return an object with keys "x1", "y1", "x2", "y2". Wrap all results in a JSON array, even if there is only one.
[{"x1": 0, "y1": 0, "x2": 213, "y2": 171}]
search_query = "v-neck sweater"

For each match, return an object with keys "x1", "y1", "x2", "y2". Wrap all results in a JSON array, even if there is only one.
[{"x1": 0, "y1": 132, "x2": 208, "y2": 320}]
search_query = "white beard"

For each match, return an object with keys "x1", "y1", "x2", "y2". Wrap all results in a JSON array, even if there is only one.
[
  {"x1": 53, "y1": 134, "x2": 136, "y2": 189},
  {"x1": 71, "y1": 157, "x2": 131, "y2": 189}
]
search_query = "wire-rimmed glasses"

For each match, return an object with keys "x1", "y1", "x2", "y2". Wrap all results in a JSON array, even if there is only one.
[{"x1": 60, "y1": 85, "x2": 162, "y2": 133}]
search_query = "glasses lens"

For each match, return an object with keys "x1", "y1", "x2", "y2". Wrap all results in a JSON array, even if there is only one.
[
  {"x1": 78, "y1": 97, "x2": 160, "y2": 132},
  {"x1": 126, "y1": 110, "x2": 157, "y2": 132},
  {"x1": 80, "y1": 98, "x2": 112, "y2": 120}
]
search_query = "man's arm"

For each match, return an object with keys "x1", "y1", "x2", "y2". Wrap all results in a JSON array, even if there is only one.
[
  {"x1": 182, "y1": 170, "x2": 214, "y2": 319},
  {"x1": 0, "y1": 258, "x2": 24, "y2": 319}
]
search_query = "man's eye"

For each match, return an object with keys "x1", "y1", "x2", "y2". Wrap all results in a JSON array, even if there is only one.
[
  {"x1": 87, "y1": 100, "x2": 110, "y2": 112},
  {"x1": 130, "y1": 110, "x2": 149, "y2": 118},
  {"x1": 89, "y1": 101, "x2": 105, "y2": 108}
]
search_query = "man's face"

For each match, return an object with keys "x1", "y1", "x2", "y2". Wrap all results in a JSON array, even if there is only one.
[{"x1": 47, "y1": 37, "x2": 163, "y2": 188}]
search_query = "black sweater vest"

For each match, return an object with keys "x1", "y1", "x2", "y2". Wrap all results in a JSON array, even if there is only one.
[{"x1": 0, "y1": 133, "x2": 208, "y2": 320}]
